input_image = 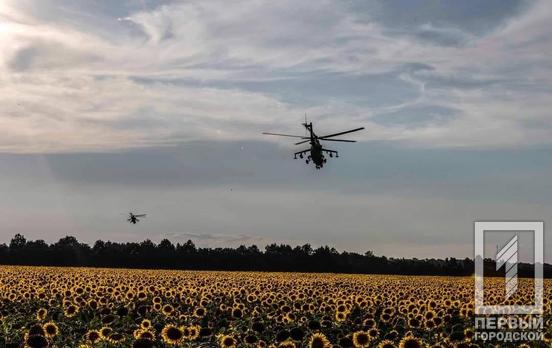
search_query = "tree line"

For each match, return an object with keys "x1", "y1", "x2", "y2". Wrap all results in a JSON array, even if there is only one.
[{"x1": 0, "y1": 234, "x2": 549, "y2": 277}]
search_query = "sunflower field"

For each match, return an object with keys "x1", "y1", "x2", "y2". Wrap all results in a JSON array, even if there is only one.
[{"x1": 0, "y1": 266, "x2": 550, "y2": 348}]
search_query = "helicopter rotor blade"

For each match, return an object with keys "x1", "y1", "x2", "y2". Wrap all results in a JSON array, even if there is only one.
[
  {"x1": 319, "y1": 127, "x2": 365, "y2": 139},
  {"x1": 319, "y1": 139, "x2": 356, "y2": 143},
  {"x1": 134, "y1": 214, "x2": 146, "y2": 217},
  {"x1": 295, "y1": 140, "x2": 311, "y2": 145},
  {"x1": 262, "y1": 132, "x2": 308, "y2": 139}
]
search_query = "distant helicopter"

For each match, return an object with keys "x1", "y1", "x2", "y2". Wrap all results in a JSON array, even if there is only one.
[
  {"x1": 263, "y1": 119, "x2": 364, "y2": 169},
  {"x1": 127, "y1": 213, "x2": 146, "y2": 224}
]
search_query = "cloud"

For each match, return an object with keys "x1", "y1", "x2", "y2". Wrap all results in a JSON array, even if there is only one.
[
  {"x1": 353, "y1": 0, "x2": 531, "y2": 36},
  {"x1": 371, "y1": 104, "x2": 459, "y2": 128},
  {"x1": 0, "y1": 0, "x2": 551, "y2": 153}
]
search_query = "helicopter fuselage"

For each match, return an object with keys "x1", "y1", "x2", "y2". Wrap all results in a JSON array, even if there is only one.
[
  {"x1": 310, "y1": 141, "x2": 324, "y2": 168},
  {"x1": 304, "y1": 124, "x2": 326, "y2": 169}
]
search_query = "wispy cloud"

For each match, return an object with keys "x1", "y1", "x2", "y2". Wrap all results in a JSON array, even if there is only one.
[{"x1": 0, "y1": 0, "x2": 550, "y2": 153}]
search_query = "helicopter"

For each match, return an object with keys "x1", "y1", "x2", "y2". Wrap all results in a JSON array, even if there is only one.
[
  {"x1": 127, "y1": 213, "x2": 146, "y2": 224},
  {"x1": 263, "y1": 119, "x2": 364, "y2": 169}
]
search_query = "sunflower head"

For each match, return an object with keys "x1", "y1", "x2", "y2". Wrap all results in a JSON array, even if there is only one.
[
  {"x1": 308, "y1": 333, "x2": 331, "y2": 348},
  {"x1": 219, "y1": 335, "x2": 237, "y2": 348},
  {"x1": 161, "y1": 324, "x2": 184, "y2": 344},
  {"x1": 36, "y1": 308, "x2": 47, "y2": 321},
  {"x1": 278, "y1": 340, "x2": 296, "y2": 348},
  {"x1": 42, "y1": 322, "x2": 59, "y2": 338},
  {"x1": 85, "y1": 330, "x2": 101, "y2": 344},
  {"x1": 64, "y1": 304, "x2": 79, "y2": 318},
  {"x1": 353, "y1": 330, "x2": 372, "y2": 347},
  {"x1": 141, "y1": 319, "x2": 152, "y2": 329},
  {"x1": 399, "y1": 336, "x2": 425, "y2": 348},
  {"x1": 378, "y1": 340, "x2": 397, "y2": 348}
]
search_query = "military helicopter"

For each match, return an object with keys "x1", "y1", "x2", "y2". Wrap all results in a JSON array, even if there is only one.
[
  {"x1": 127, "y1": 213, "x2": 146, "y2": 224},
  {"x1": 263, "y1": 119, "x2": 364, "y2": 169}
]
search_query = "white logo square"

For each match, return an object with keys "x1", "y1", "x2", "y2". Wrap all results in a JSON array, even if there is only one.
[{"x1": 474, "y1": 221, "x2": 543, "y2": 315}]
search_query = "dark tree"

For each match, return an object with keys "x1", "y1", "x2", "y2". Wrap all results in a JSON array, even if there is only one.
[{"x1": 0, "y1": 234, "x2": 549, "y2": 277}]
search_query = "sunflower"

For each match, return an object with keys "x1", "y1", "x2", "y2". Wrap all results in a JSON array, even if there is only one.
[
  {"x1": 219, "y1": 334, "x2": 237, "y2": 348},
  {"x1": 133, "y1": 328, "x2": 147, "y2": 339},
  {"x1": 308, "y1": 333, "x2": 331, "y2": 348},
  {"x1": 335, "y1": 311, "x2": 347, "y2": 322},
  {"x1": 107, "y1": 333, "x2": 125, "y2": 344},
  {"x1": 363, "y1": 318, "x2": 377, "y2": 328},
  {"x1": 42, "y1": 322, "x2": 59, "y2": 338},
  {"x1": 64, "y1": 304, "x2": 79, "y2": 318},
  {"x1": 424, "y1": 310, "x2": 436, "y2": 321},
  {"x1": 368, "y1": 328, "x2": 379, "y2": 340},
  {"x1": 424, "y1": 319, "x2": 436, "y2": 330},
  {"x1": 140, "y1": 319, "x2": 152, "y2": 330},
  {"x1": 161, "y1": 324, "x2": 184, "y2": 344},
  {"x1": 162, "y1": 304, "x2": 174, "y2": 316},
  {"x1": 136, "y1": 328, "x2": 154, "y2": 340},
  {"x1": 378, "y1": 340, "x2": 397, "y2": 348},
  {"x1": 408, "y1": 317, "x2": 421, "y2": 328},
  {"x1": 194, "y1": 306, "x2": 207, "y2": 318},
  {"x1": 278, "y1": 340, "x2": 296, "y2": 348},
  {"x1": 352, "y1": 331, "x2": 371, "y2": 347},
  {"x1": 187, "y1": 325, "x2": 201, "y2": 340},
  {"x1": 87, "y1": 299, "x2": 98, "y2": 310},
  {"x1": 85, "y1": 330, "x2": 101, "y2": 344},
  {"x1": 399, "y1": 336, "x2": 425, "y2": 348},
  {"x1": 36, "y1": 308, "x2": 47, "y2": 321},
  {"x1": 380, "y1": 312, "x2": 392, "y2": 323},
  {"x1": 100, "y1": 327, "x2": 113, "y2": 339},
  {"x1": 463, "y1": 328, "x2": 474, "y2": 341}
]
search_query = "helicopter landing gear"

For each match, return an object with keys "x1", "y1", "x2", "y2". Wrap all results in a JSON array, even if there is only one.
[{"x1": 300, "y1": 154, "x2": 303, "y2": 159}]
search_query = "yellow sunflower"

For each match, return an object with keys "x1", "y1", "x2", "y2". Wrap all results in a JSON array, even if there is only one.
[
  {"x1": 308, "y1": 333, "x2": 332, "y2": 348},
  {"x1": 161, "y1": 324, "x2": 184, "y2": 344},
  {"x1": 42, "y1": 322, "x2": 59, "y2": 338}
]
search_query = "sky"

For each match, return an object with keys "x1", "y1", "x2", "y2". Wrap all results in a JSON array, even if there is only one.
[{"x1": 1, "y1": 0, "x2": 551, "y2": 261}]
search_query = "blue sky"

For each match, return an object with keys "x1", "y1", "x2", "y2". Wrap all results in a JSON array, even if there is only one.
[{"x1": 0, "y1": 0, "x2": 551, "y2": 260}]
